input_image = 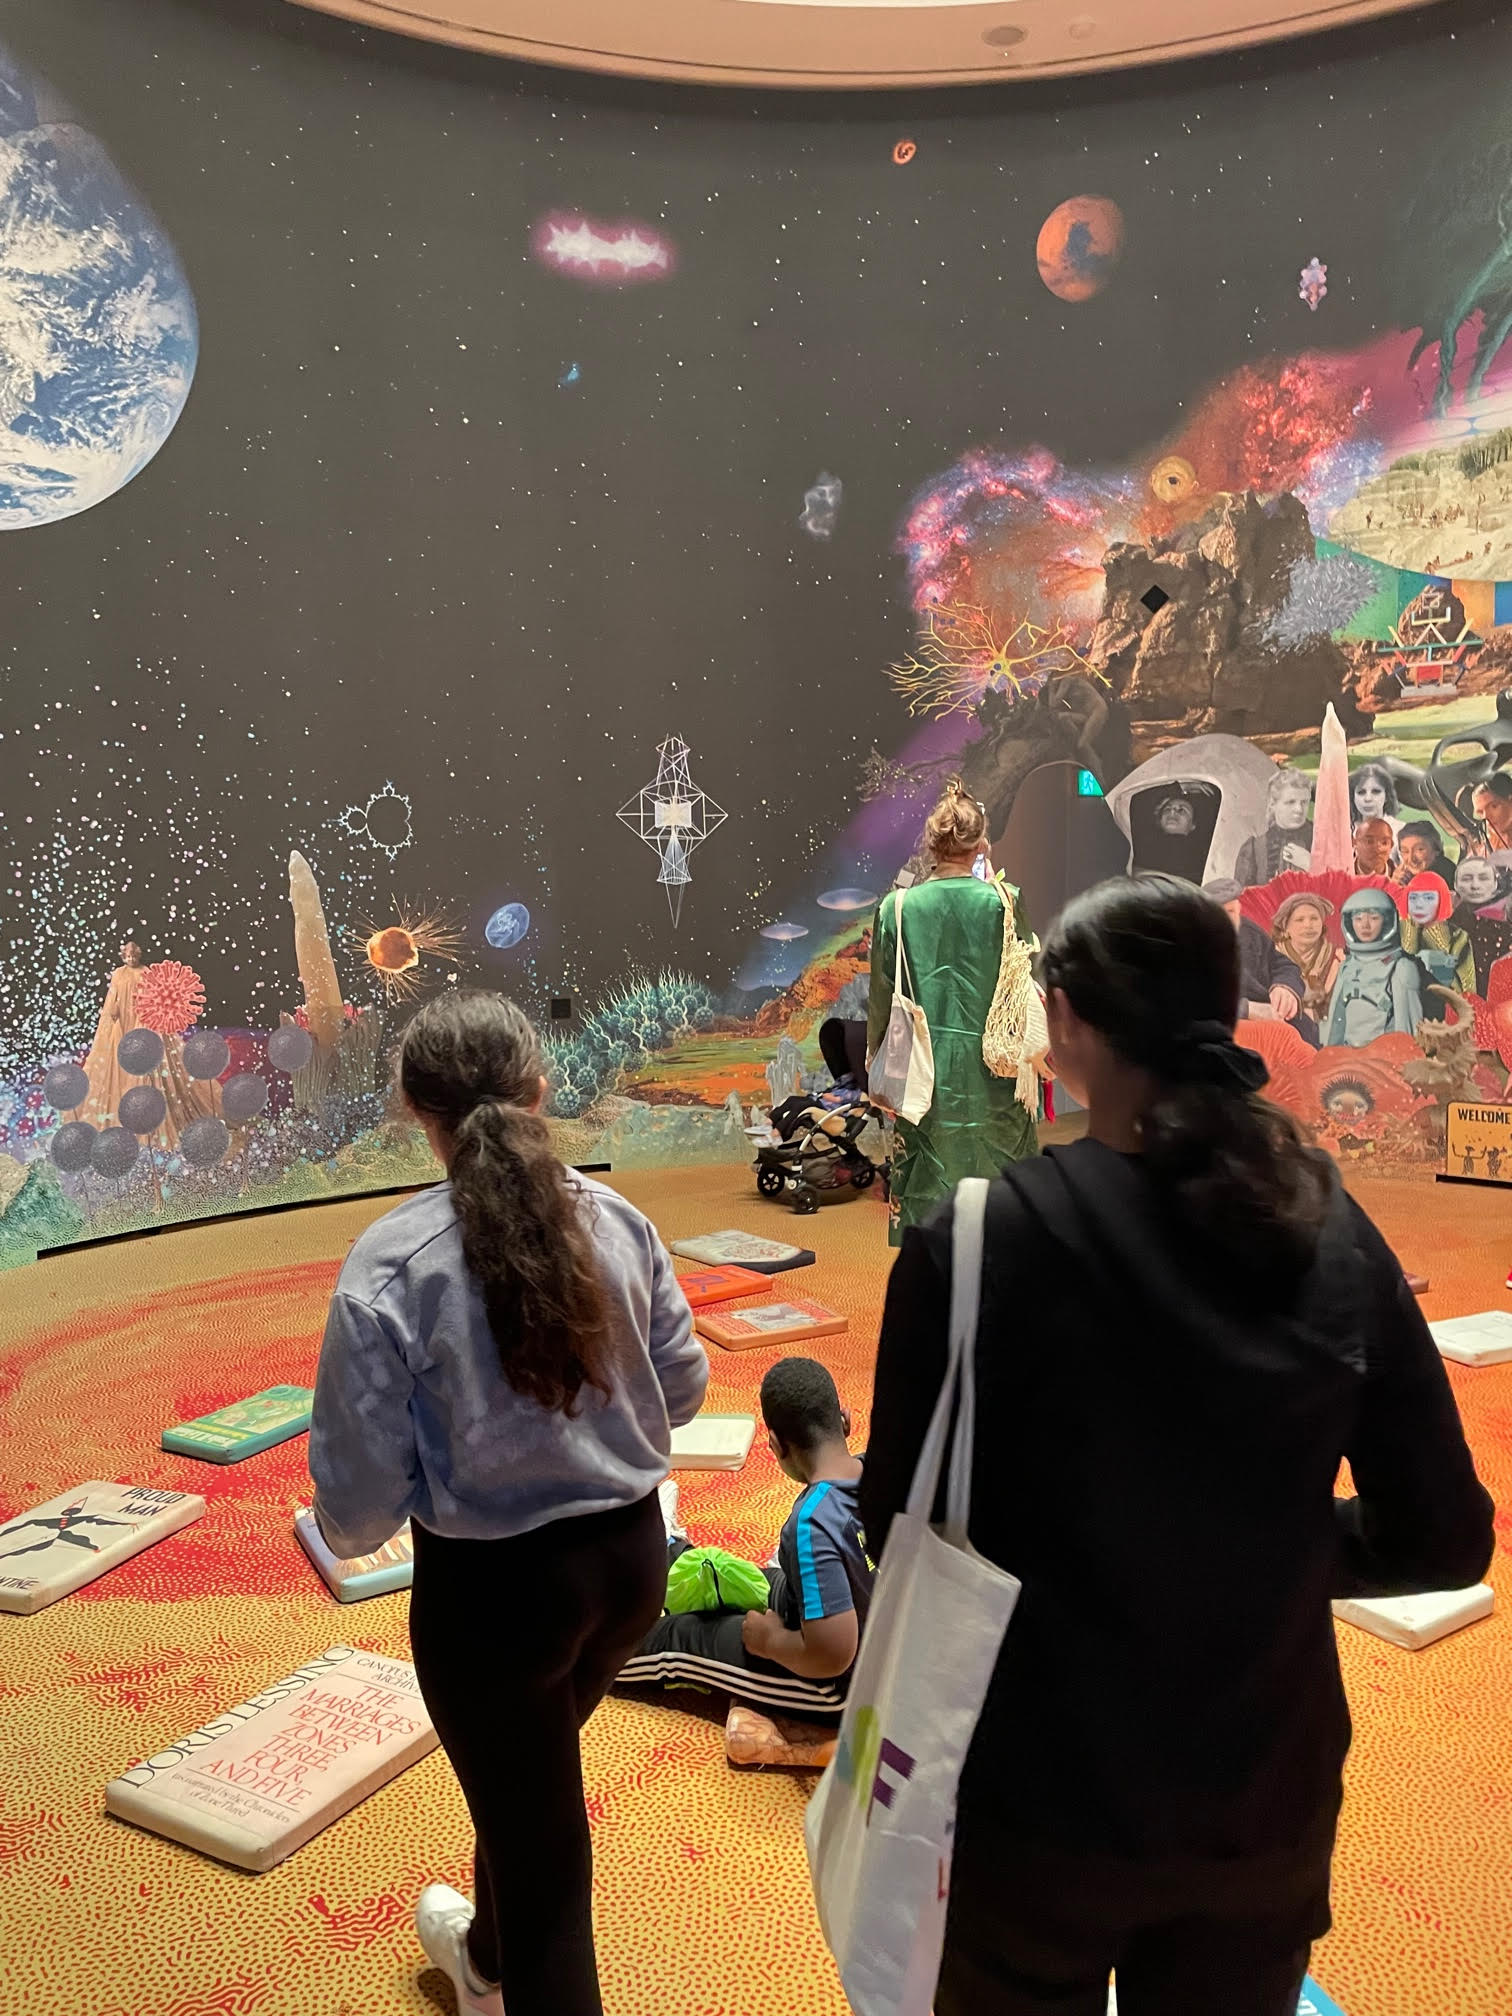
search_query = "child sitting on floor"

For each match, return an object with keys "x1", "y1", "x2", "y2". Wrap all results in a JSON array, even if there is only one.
[{"x1": 616, "y1": 1357, "x2": 875, "y2": 1718}]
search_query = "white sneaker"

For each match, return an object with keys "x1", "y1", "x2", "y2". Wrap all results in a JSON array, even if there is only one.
[
  {"x1": 658, "y1": 1476, "x2": 686, "y2": 1541},
  {"x1": 415, "y1": 1884, "x2": 505, "y2": 2016}
]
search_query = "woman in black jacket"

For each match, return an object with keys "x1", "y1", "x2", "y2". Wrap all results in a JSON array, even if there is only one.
[{"x1": 861, "y1": 874, "x2": 1494, "y2": 2016}]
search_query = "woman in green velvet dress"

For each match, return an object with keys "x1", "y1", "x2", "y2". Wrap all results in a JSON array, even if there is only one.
[{"x1": 867, "y1": 780, "x2": 1040, "y2": 1245}]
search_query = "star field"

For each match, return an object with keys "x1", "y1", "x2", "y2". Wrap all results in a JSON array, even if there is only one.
[{"x1": 0, "y1": 0, "x2": 1490, "y2": 1063}]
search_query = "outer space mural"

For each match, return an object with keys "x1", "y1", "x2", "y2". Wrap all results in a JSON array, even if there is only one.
[{"x1": 6, "y1": 0, "x2": 1512, "y2": 1263}]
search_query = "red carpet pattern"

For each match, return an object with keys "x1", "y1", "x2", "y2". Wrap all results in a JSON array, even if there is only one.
[{"x1": 0, "y1": 1164, "x2": 1507, "y2": 2016}]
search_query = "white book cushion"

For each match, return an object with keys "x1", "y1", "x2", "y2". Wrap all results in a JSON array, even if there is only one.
[
  {"x1": 1333, "y1": 1584, "x2": 1494, "y2": 1650},
  {"x1": 0, "y1": 1482, "x2": 204, "y2": 1615},
  {"x1": 105, "y1": 1646, "x2": 437, "y2": 1871},
  {"x1": 668, "y1": 1231, "x2": 815, "y2": 1273},
  {"x1": 668, "y1": 1413, "x2": 757, "y2": 1471},
  {"x1": 1429, "y1": 1311, "x2": 1512, "y2": 1366},
  {"x1": 293, "y1": 1508, "x2": 414, "y2": 1602}
]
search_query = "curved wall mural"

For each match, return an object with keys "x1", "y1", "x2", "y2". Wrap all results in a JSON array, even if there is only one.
[{"x1": 2, "y1": 0, "x2": 1511, "y2": 1260}]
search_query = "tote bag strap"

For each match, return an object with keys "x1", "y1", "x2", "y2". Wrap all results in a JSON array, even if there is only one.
[
  {"x1": 903, "y1": 1175, "x2": 989, "y2": 1546},
  {"x1": 890, "y1": 884, "x2": 920, "y2": 1004},
  {"x1": 944, "y1": 1175, "x2": 987, "y2": 1546}
]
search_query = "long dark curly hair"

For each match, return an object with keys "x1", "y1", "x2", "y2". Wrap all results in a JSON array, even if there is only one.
[{"x1": 400, "y1": 991, "x2": 613, "y2": 1415}]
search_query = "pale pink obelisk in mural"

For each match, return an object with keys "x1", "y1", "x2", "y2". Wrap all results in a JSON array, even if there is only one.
[
  {"x1": 288, "y1": 850, "x2": 346, "y2": 1051},
  {"x1": 1311, "y1": 703, "x2": 1352, "y2": 874}
]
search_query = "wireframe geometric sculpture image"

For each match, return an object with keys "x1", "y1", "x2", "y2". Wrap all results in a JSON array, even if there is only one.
[{"x1": 617, "y1": 735, "x2": 727, "y2": 926}]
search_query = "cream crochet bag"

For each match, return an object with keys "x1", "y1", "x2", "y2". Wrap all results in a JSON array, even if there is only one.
[{"x1": 981, "y1": 878, "x2": 1050, "y2": 1109}]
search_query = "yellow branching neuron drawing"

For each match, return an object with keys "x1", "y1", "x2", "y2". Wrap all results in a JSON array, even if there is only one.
[{"x1": 887, "y1": 603, "x2": 1089, "y2": 719}]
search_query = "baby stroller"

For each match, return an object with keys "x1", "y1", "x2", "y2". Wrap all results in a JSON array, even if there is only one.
[{"x1": 754, "y1": 1019, "x2": 886, "y2": 1215}]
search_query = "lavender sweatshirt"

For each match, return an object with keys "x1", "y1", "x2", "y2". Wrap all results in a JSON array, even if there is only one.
[{"x1": 309, "y1": 1175, "x2": 708, "y2": 1558}]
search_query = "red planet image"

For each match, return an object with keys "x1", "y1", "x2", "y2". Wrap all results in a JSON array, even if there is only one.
[{"x1": 1036, "y1": 194, "x2": 1124, "y2": 301}]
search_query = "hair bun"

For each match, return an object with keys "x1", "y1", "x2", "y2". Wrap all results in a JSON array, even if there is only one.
[{"x1": 923, "y1": 776, "x2": 989, "y2": 866}]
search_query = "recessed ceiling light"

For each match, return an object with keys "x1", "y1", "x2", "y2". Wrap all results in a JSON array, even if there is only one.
[{"x1": 981, "y1": 22, "x2": 1027, "y2": 48}]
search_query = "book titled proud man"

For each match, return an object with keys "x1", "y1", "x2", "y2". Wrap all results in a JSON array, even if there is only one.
[
  {"x1": 0, "y1": 1482, "x2": 205, "y2": 1616},
  {"x1": 105, "y1": 1645, "x2": 438, "y2": 1871}
]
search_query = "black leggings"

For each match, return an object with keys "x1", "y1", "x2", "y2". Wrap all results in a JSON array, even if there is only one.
[{"x1": 408, "y1": 1494, "x2": 668, "y2": 2016}]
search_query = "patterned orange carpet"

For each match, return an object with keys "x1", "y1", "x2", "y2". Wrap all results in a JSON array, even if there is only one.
[{"x1": 0, "y1": 1162, "x2": 1507, "y2": 2016}]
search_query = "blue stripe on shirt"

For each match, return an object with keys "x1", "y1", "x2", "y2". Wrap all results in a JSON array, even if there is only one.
[{"x1": 796, "y1": 1480, "x2": 835, "y2": 1620}]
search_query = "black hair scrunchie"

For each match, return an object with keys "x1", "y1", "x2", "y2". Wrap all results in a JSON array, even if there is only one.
[{"x1": 1167, "y1": 1018, "x2": 1271, "y2": 1095}]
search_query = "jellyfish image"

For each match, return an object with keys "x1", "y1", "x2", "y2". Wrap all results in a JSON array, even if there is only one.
[
  {"x1": 1299, "y1": 257, "x2": 1327, "y2": 311},
  {"x1": 760, "y1": 921, "x2": 810, "y2": 942},
  {"x1": 817, "y1": 888, "x2": 877, "y2": 913},
  {"x1": 484, "y1": 902, "x2": 531, "y2": 950}
]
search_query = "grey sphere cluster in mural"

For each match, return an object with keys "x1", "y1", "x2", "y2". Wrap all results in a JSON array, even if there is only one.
[{"x1": 0, "y1": 44, "x2": 196, "y2": 529}]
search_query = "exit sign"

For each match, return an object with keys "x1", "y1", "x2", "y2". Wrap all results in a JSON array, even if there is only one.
[{"x1": 1077, "y1": 768, "x2": 1104, "y2": 797}]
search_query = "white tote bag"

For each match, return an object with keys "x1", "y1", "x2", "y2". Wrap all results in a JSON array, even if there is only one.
[
  {"x1": 868, "y1": 884, "x2": 936, "y2": 1125},
  {"x1": 805, "y1": 1176, "x2": 1021, "y2": 2016}
]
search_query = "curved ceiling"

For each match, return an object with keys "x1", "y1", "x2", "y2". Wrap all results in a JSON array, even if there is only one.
[{"x1": 284, "y1": 0, "x2": 1446, "y2": 88}]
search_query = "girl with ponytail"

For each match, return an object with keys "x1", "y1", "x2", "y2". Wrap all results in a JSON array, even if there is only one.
[
  {"x1": 309, "y1": 991, "x2": 707, "y2": 2016},
  {"x1": 862, "y1": 875, "x2": 1492, "y2": 2016}
]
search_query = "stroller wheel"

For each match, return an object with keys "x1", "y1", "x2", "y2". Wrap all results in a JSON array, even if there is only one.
[
  {"x1": 792, "y1": 1183, "x2": 820, "y2": 1215},
  {"x1": 757, "y1": 1165, "x2": 786, "y2": 1199},
  {"x1": 850, "y1": 1162, "x2": 877, "y2": 1190}
]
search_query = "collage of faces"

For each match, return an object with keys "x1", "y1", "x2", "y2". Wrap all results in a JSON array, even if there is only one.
[
  {"x1": 1105, "y1": 730, "x2": 1512, "y2": 1157},
  {"x1": 1197, "y1": 760, "x2": 1512, "y2": 1054}
]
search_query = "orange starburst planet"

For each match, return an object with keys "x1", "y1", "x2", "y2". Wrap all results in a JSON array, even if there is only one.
[
  {"x1": 366, "y1": 926, "x2": 419, "y2": 977},
  {"x1": 359, "y1": 904, "x2": 464, "y2": 999}
]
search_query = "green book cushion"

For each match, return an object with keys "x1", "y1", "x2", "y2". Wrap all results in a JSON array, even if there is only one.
[{"x1": 160, "y1": 1385, "x2": 314, "y2": 1463}]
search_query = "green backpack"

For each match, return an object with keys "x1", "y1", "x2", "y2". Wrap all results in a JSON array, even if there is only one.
[{"x1": 665, "y1": 1545, "x2": 771, "y2": 1616}]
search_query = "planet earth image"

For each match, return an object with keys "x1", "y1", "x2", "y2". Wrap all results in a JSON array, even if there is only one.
[
  {"x1": 1035, "y1": 195, "x2": 1124, "y2": 303},
  {"x1": 0, "y1": 46, "x2": 198, "y2": 529},
  {"x1": 484, "y1": 902, "x2": 531, "y2": 950}
]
